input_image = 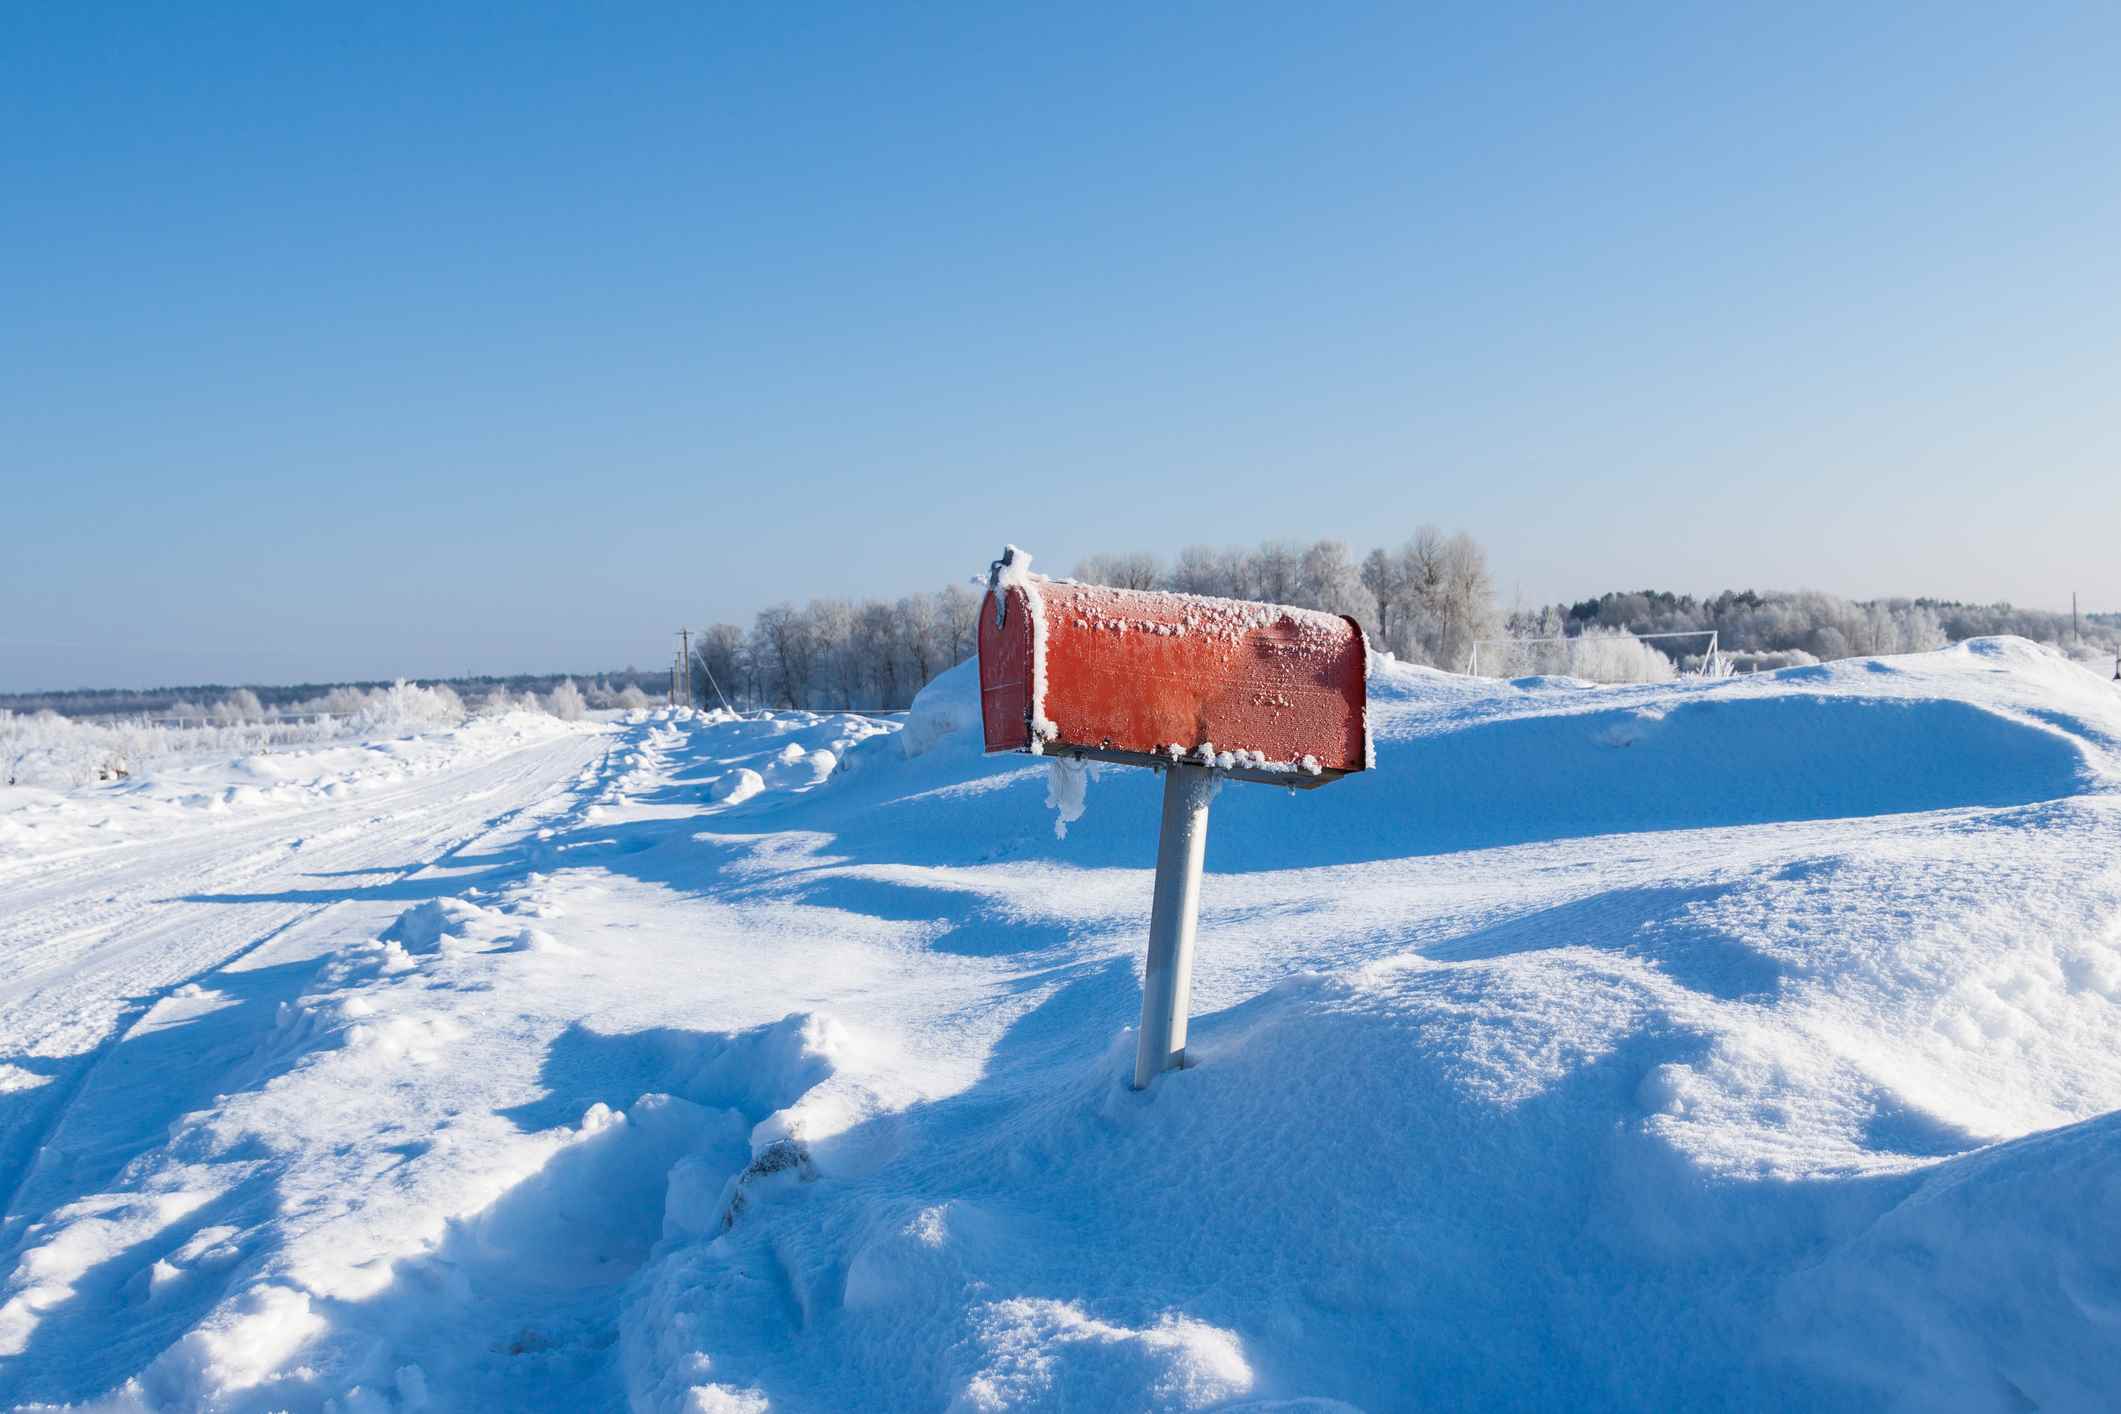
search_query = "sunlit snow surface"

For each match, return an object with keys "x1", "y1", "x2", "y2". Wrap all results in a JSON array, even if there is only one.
[{"x1": 3, "y1": 640, "x2": 2120, "y2": 1410}]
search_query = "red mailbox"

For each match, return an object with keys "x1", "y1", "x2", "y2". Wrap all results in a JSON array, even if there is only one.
[
  {"x1": 977, "y1": 559, "x2": 1370, "y2": 786},
  {"x1": 974, "y1": 547, "x2": 1372, "y2": 1092}
]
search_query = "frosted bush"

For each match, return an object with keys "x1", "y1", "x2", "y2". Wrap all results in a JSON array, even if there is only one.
[
  {"x1": 1486, "y1": 629, "x2": 1678, "y2": 684},
  {"x1": 210, "y1": 688, "x2": 266, "y2": 725},
  {"x1": 352, "y1": 681, "x2": 465, "y2": 732},
  {"x1": 3, "y1": 708, "x2": 208, "y2": 786},
  {"x1": 1568, "y1": 629, "x2": 1679, "y2": 684},
  {"x1": 585, "y1": 678, "x2": 656, "y2": 710},
  {"x1": 544, "y1": 679, "x2": 587, "y2": 722},
  {"x1": 469, "y1": 681, "x2": 612, "y2": 721},
  {"x1": 1726, "y1": 649, "x2": 1820, "y2": 674},
  {"x1": 474, "y1": 688, "x2": 522, "y2": 717},
  {"x1": 3, "y1": 710, "x2": 245, "y2": 787},
  {"x1": 304, "y1": 685, "x2": 379, "y2": 716}
]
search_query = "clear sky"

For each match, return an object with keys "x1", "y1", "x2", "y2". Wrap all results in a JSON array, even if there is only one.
[{"x1": 5, "y1": 2, "x2": 2118, "y2": 690}]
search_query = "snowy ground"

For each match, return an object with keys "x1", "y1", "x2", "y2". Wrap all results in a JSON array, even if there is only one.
[{"x1": 3, "y1": 640, "x2": 2119, "y2": 1411}]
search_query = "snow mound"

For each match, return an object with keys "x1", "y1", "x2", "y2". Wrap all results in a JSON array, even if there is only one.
[
  {"x1": 1365, "y1": 691, "x2": 2090, "y2": 851},
  {"x1": 709, "y1": 767, "x2": 765, "y2": 804},
  {"x1": 383, "y1": 897, "x2": 495, "y2": 953},
  {"x1": 764, "y1": 743, "x2": 837, "y2": 789},
  {"x1": 952, "y1": 1299, "x2": 1256, "y2": 1412},
  {"x1": 686, "y1": 712, "x2": 895, "y2": 809},
  {"x1": 901, "y1": 657, "x2": 982, "y2": 761}
]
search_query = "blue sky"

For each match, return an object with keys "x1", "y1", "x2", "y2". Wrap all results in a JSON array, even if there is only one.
[{"x1": 4, "y1": 2, "x2": 2117, "y2": 689}]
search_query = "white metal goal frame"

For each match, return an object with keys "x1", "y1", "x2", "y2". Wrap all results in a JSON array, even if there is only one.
[{"x1": 1466, "y1": 629, "x2": 1723, "y2": 680}]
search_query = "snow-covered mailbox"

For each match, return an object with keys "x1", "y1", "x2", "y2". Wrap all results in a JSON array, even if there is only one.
[{"x1": 977, "y1": 547, "x2": 1369, "y2": 1090}]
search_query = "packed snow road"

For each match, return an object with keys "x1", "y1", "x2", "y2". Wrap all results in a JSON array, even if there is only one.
[
  {"x1": 0, "y1": 718, "x2": 611, "y2": 1278},
  {"x1": 3, "y1": 640, "x2": 2121, "y2": 1412}
]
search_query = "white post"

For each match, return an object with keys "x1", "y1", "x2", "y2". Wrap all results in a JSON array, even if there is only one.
[{"x1": 1134, "y1": 763, "x2": 1214, "y2": 1089}]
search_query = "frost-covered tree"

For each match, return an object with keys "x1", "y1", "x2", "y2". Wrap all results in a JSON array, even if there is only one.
[
  {"x1": 1298, "y1": 540, "x2": 1366, "y2": 619},
  {"x1": 1168, "y1": 545, "x2": 1232, "y2": 597},
  {"x1": 857, "y1": 600, "x2": 902, "y2": 708},
  {"x1": 695, "y1": 623, "x2": 747, "y2": 711},
  {"x1": 1252, "y1": 541, "x2": 1305, "y2": 605},
  {"x1": 1074, "y1": 552, "x2": 1162, "y2": 591},
  {"x1": 935, "y1": 584, "x2": 981, "y2": 667},
  {"x1": 752, "y1": 605, "x2": 816, "y2": 709},
  {"x1": 1359, "y1": 547, "x2": 1404, "y2": 646},
  {"x1": 807, "y1": 599, "x2": 862, "y2": 708},
  {"x1": 896, "y1": 594, "x2": 941, "y2": 694},
  {"x1": 1434, "y1": 532, "x2": 1501, "y2": 672}
]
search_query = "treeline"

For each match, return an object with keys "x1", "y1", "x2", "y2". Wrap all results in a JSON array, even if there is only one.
[
  {"x1": 1514, "y1": 589, "x2": 2121, "y2": 669},
  {"x1": 4, "y1": 670, "x2": 668, "y2": 722},
  {"x1": 689, "y1": 586, "x2": 986, "y2": 711},
  {"x1": 689, "y1": 532, "x2": 1501, "y2": 709},
  {"x1": 693, "y1": 533, "x2": 2118, "y2": 707},
  {"x1": 20, "y1": 542, "x2": 2109, "y2": 722},
  {"x1": 1, "y1": 679, "x2": 413, "y2": 719}
]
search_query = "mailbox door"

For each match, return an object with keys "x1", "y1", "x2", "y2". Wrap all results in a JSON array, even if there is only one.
[{"x1": 976, "y1": 587, "x2": 1032, "y2": 754}]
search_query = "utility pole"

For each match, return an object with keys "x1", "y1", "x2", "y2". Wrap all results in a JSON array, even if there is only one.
[{"x1": 673, "y1": 629, "x2": 694, "y2": 709}]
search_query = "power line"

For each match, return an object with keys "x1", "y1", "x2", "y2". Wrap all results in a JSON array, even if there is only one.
[{"x1": 690, "y1": 645, "x2": 737, "y2": 714}]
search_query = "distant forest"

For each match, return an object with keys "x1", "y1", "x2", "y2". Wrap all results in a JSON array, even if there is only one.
[
  {"x1": 12, "y1": 535, "x2": 2117, "y2": 718},
  {"x1": 1514, "y1": 587, "x2": 2121, "y2": 673}
]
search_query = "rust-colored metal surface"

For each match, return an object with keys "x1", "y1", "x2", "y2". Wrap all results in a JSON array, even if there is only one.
[
  {"x1": 977, "y1": 578, "x2": 1369, "y2": 787},
  {"x1": 979, "y1": 580, "x2": 1035, "y2": 758}
]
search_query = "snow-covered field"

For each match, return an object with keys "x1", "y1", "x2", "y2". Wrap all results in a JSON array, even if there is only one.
[{"x1": 3, "y1": 638, "x2": 2119, "y2": 1411}]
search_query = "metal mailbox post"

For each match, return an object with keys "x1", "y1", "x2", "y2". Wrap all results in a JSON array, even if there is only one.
[{"x1": 976, "y1": 547, "x2": 1370, "y2": 1089}]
